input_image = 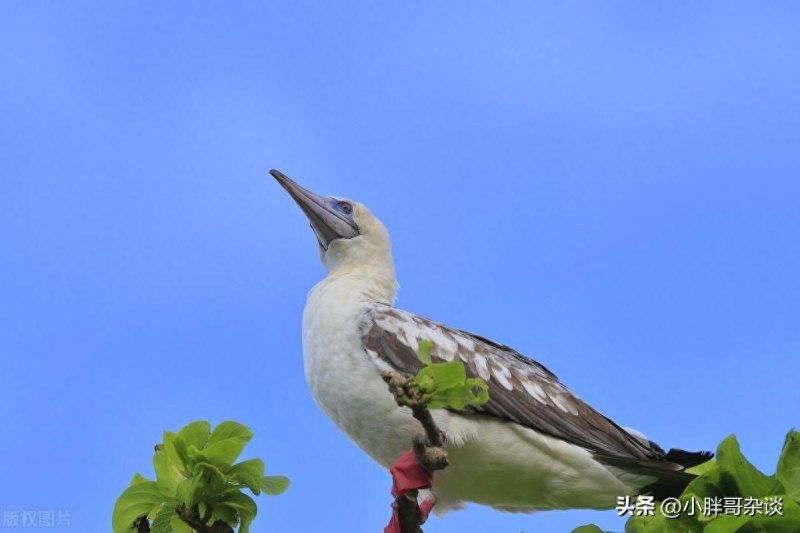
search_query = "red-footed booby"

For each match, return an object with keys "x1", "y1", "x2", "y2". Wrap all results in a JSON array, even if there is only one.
[{"x1": 270, "y1": 169, "x2": 710, "y2": 514}]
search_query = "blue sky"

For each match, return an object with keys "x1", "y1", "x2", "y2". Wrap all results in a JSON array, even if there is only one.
[{"x1": 1, "y1": 2, "x2": 799, "y2": 532}]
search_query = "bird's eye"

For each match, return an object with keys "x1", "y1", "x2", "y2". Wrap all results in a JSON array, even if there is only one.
[{"x1": 337, "y1": 201, "x2": 353, "y2": 215}]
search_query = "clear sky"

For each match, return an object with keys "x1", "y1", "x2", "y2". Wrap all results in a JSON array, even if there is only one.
[{"x1": 1, "y1": 2, "x2": 799, "y2": 532}]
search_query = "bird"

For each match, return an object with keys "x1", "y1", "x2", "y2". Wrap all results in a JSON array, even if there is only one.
[{"x1": 270, "y1": 168, "x2": 711, "y2": 514}]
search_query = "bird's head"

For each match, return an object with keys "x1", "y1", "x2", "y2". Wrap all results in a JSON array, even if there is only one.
[{"x1": 271, "y1": 169, "x2": 394, "y2": 276}]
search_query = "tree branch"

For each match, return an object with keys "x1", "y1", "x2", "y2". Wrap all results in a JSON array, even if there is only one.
[
  {"x1": 174, "y1": 504, "x2": 234, "y2": 533},
  {"x1": 134, "y1": 515, "x2": 150, "y2": 533},
  {"x1": 382, "y1": 371, "x2": 450, "y2": 533}
]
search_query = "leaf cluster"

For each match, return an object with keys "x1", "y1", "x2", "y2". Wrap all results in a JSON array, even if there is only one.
[
  {"x1": 113, "y1": 421, "x2": 289, "y2": 533},
  {"x1": 413, "y1": 339, "x2": 490, "y2": 410},
  {"x1": 574, "y1": 429, "x2": 800, "y2": 533}
]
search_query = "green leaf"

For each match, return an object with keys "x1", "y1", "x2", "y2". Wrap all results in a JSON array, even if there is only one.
[
  {"x1": 149, "y1": 505, "x2": 176, "y2": 533},
  {"x1": 112, "y1": 480, "x2": 164, "y2": 533},
  {"x1": 777, "y1": 429, "x2": 800, "y2": 501},
  {"x1": 716, "y1": 434, "x2": 782, "y2": 497},
  {"x1": 228, "y1": 459, "x2": 266, "y2": 495},
  {"x1": 702, "y1": 514, "x2": 751, "y2": 533},
  {"x1": 170, "y1": 515, "x2": 193, "y2": 533},
  {"x1": 465, "y1": 378, "x2": 490, "y2": 402},
  {"x1": 749, "y1": 496, "x2": 800, "y2": 531},
  {"x1": 202, "y1": 422, "x2": 253, "y2": 466},
  {"x1": 172, "y1": 435, "x2": 192, "y2": 471},
  {"x1": 161, "y1": 432, "x2": 188, "y2": 475},
  {"x1": 208, "y1": 421, "x2": 253, "y2": 446},
  {"x1": 192, "y1": 461, "x2": 228, "y2": 489},
  {"x1": 684, "y1": 466, "x2": 724, "y2": 501},
  {"x1": 626, "y1": 505, "x2": 694, "y2": 533},
  {"x1": 415, "y1": 361, "x2": 466, "y2": 392},
  {"x1": 175, "y1": 461, "x2": 228, "y2": 507},
  {"x1": 428, "y1": 381, "x2": 484, "y2": 409},
  {"x1": 417, "y1": 339, "x2": 433, "y2": 365},
  {"x1": 153, "y1": 450, "x2": 184, "y2": 498},
  {"x1": 414, "y1": 360, "x2": 490, "y2": 409},
  {"x1": 130, "y1": 472, "x2": 151, "y2": 485},
  {"x1": 625, "y1": 511, "x2": 666, "y2": 533},
  {"x1": 571, "y1": 525, "x2": 607, "y2": 533},
  {"x1": 218, "y1": 491, "x2": 257, "y2": 533},
  {"x1": 176, "y1": 476, "x2": 203, "y2": 507},
  {"x1": 201, "y1": 439, "x2": 250, "y2": 468},
  {"x1": 117, "y1": 420, "x2": 289, "y2": 533},
  {"x1": 261, "y1": 475, "x2": 290, "y2": 496},
  {"x1": 449, "y1": 377, "x2": 490, "y2": 408},
  {"x1": 687, "y1": 458, "x2": 716, "y2": 476},
  {"x1": 210, "y1": 504, "x2": 239, "y2": 529},
  {"x1": 186, "y1": 443, "x2": 205, "y2": 464},
  {"x1": 618, "y1": 431, "x2": 800, "y2": 533},
  {"x1": 177, "y1": 420, "x2": 211, "y2": 450}
]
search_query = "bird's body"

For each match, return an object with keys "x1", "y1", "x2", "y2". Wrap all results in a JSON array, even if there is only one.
[
  {"x1": 304, "y1": 280, "x2": 641, "y2": 512},
  {"x1": 272, "y1": 169, "x2": 710, "y2": 514}
]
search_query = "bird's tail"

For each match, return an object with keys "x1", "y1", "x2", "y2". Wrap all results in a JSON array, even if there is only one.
[
  {"x1": 664, "y1": 447, "x2": 713, "y2": 468},
  {"x1": 597, "y1": 447, "x2": 714, "y2": 500}
]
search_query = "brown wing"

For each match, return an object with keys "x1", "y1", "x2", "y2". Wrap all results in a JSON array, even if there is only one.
[{"x1": 360, "y1": 303, "x2": 665, "y2": 461}]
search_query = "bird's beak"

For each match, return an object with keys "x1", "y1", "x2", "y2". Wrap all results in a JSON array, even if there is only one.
[{"x1": 270, "y1": 169, "x2": 360, "y2": 250}]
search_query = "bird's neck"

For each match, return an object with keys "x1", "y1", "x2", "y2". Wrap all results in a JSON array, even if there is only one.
[
  {"x1": 317, "y1": 238, "x2": 398, "y2": 305},
  {"x1": 318, "y1": 259, "x2": 398, "y2": 305}
]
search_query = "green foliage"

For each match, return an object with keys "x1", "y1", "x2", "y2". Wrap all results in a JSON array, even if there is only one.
[
  {"x1": 113, "y1": 420, "x2": 289, "y2": 533},
  {"x1": 572, "y1": 525, "x2": 611, "y2": 533},
  {"x1": 415, "y1": 339, "x2": 490, "y2": 410},
  {"x1": 573, "y1": 430, "x2": 800, "y2": 533}
]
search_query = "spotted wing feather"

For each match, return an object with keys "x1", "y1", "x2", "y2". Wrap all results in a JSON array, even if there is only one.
[{"x1": 361, "y1": 303, "x2": 664, "y2": 461}]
